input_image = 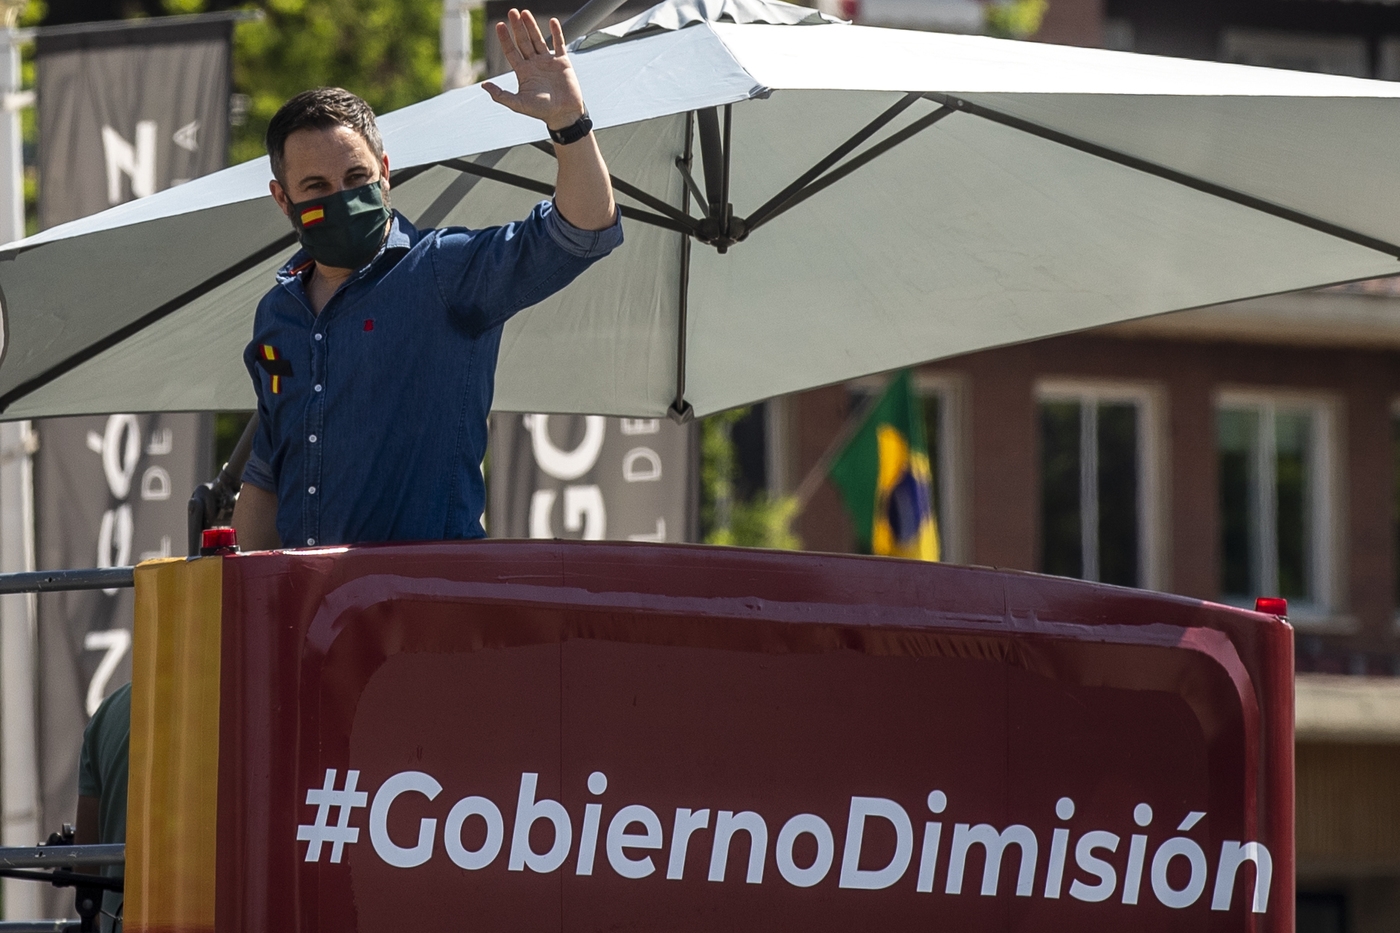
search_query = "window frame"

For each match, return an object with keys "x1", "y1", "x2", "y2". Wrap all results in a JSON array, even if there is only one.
[
  {"x1": 1390, "y1": 398, "x2": 1400, "y2": 633},
  {"x1": 1215, "y1": 388, "x2": 1343, "y2": 624},
  {"x1": 1035, "y1": 379, "x2": 1167, "y2": 592},
  {"x1": 914, "y1": 371, "x2": 970, "y2": 565}
]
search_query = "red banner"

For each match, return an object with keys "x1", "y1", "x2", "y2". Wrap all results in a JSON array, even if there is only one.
[{"x1": 204, "y1": 541, "x2": 1292, "y2": 932}]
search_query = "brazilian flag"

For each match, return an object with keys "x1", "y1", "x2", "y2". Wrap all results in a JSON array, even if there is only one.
[{"x1": 828, "y1": 371, "x2": 940, "y2": 561}]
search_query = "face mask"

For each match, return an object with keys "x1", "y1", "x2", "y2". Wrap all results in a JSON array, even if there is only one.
[{"x1": 289, "y1": 180, "x2": 391, "y2": 270}]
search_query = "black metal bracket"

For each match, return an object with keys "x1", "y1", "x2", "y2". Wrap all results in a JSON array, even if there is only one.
[
  {"x1": 693, "y1": 106, "x2": 745, "y2": 252},
  {"x1": 0, "y1": 866, "x2": 121, "y2": 933},
  {"x1": 742, "y1": 91, "x2": 924, "y2": 234},
  {"x1": 528, "y1": 141, "x2": 699, "y2": 232},
  {"x1": 187, "y1": 411, "x2": 259, "y2": 555},
  {"x1": 680, "y1": 94, "x2": 955, "y2": 251},
  {"x1": 0, "y1": 869, "x2": 121, "y2": 893},
  {"x1": 674, "y1": 157, "x2": 709, "y2": 218}
]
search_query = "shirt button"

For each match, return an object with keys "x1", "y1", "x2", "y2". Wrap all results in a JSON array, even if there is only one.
[
  {"x1": 309, "y1": 434, "x2": 317, "y2": 443},
  {"x1": 308, "y1": 486, "x2": 317, "y2": 494},
  {"x1": 314, "y1": 333, "x2": 323, "y2": 341},
  {"x1": 307, "y1": 537, "x2": 316, "y2": 546},
  {"x1": 314, "y1": 384, "x2": 323, "y2": 392}
]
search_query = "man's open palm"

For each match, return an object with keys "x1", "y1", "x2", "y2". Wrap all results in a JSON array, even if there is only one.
[{"x1": 484, "y1": 10, "x2": 587, "y2": 131}]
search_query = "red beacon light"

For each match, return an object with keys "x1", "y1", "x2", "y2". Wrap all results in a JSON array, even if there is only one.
[
  {"x1": 200, "y1": 526, "x2": 239, "y2": 557},
  {"x1": 1254, "y1": 596, "x2": 1288, "y2": 618}
]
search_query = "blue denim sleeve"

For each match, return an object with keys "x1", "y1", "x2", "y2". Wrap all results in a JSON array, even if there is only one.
[
  {"x1": 241, "y1": 339, "x2": 278, "y2": 493},
  {"x1": 428, "y1": 199, "x2": 622, "y2": 336},
  {"x1": 242, "y1": 444, "x2": 276, "y2": 493}
]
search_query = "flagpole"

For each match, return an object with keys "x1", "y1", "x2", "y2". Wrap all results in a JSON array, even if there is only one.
[
  {"x1": 0, "y1": 2, "x2": 41, "y2": 921},
  {"x1": 790, "y1": 374, "x2": 892, "y2": 513},
  {"x1": 441, "y1": 0, "x2": 482, "y2": 90},
  {"x1": 0, "y1": 0, "x2": 22, "y2": 246}
]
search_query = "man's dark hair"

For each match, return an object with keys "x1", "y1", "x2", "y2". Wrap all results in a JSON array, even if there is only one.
[{"x1": 266, "y1": 88, "x2": 384, "y2": 185}]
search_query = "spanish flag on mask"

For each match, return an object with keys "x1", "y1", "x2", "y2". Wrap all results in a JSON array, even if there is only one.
[{"x1": 827, "y1": 371, "x2": 940, "y2": 561}]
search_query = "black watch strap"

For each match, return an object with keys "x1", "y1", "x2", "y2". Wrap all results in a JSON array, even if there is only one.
[{"x1": 548, "y1": 113, "x2": 593, "y2": 146}]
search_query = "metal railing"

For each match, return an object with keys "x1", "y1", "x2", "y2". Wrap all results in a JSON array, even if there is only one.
[
  {"x1": 0, "y1": 844, "x2": 124, "y2": 933},
  {"x1": 0, "y1": 568, "x2": 134, "y2": 595},
  {"x1": 0, "y1": 846, "x2": 124, "y2": 869}
]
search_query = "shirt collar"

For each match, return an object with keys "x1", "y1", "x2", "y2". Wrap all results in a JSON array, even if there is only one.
[{"x1": 276, "y1": 210, "x2": 420, "y2": 283}]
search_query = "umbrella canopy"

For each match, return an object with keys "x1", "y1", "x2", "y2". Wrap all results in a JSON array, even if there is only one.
[{"x1": 3, "y1": 0, "x2": 1400, "y2": 421}]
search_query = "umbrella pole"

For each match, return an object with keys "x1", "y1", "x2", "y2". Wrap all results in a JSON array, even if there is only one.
[
  {"x1": 694, "y1": 106, "x2": 740, "y2": 251},
  {"x1": 669, "y1": 112, "x2": 695, "y2": 424}
]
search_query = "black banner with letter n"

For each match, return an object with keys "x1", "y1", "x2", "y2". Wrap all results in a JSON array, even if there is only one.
[
  {"x1": 30, "y1": 16, "x2": 230, "y2": 901},
  {"x1": 37, "y1": 16, "x2": 231, "y2": 228}
]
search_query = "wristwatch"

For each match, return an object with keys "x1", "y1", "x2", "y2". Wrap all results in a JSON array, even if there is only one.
[{"x1": 549, "y1": 113, "x2": 594, "y2": 146}]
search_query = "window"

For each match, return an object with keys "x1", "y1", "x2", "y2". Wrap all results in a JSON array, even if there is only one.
[
  {"x1": 1295, "y1": 891, "x2": 1346, "y2": 933},
  {"x1": 1217, "y1": 394, "x2": 1336, "y2": 612},
  {"x1": 1038, "y1": 383, "x2": 1161, "y2": 589}
]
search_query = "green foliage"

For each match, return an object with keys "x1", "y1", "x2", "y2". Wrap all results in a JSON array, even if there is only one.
[
  {"x1": 699, "y1": 408, "x2": 740, "y2": 538},
  {"x1": 700, "y1": 408, "x2": 801, "y2": 551},
  {"x1": 984, "y1": 0, "x2": 1047, "y2": 40},
  {"x1": 228, "y1": 0, "x2": 443, "y2": 165},
  {"x1": 471, "y1": 5, "x2": 485, "y2": 65},
  {"x1": 214, "y1": 411, "x2": 254, "y2": 467},
  {"x1": 19, "y1": 0, "x2": 44, "y2": 28},
  {"x1": 20, "y1": 0, "x2": 44, "y2": 236},
  {"x1": 717, "y1": 493, "x2": 801, "y2": 551}
]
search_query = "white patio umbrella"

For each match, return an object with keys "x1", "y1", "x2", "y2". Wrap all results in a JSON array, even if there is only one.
[{"x1": 2, "y1": 0, "x2": 1400, "y2": 422}]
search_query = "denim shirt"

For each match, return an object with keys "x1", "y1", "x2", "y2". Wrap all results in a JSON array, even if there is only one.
[{"x1": 242, "y1": 201, "x2": 622, "y2": 547}]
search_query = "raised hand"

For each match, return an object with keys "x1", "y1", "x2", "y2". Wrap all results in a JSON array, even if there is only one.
[{"x1": 483, "y1": 10, "x2": 587, "y2": 131}]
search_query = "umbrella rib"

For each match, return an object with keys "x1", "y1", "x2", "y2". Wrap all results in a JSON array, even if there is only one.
[
  {"x1": 528, "y1": 142, "x2": 699, "y2": 228},
  {"x1": 0, "y1": 231, "x2": 300, "y2": 414},
  {"x1": 439, "y1": 158, "x2": 694, "y2": 235},
  {"x1": 744, "y1": 91, "x2": 923, "y2": 233},
  {"x1": 674, "y1": 158, "x2": 711, "y2": 218},
  {"x1": 933, "y1": 93, "x2": 1400, "y2": 260},
  {"x1": 742, "y1": 103, "x2": 957, "y2": 236}
]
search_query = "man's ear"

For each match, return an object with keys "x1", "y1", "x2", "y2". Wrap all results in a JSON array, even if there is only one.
[
  {"x1": 269, "y1": 179, "x2": 292, "y2": 217},
  {"x1": 379, "y1": 152, "x2": 391, "y2": 197}
]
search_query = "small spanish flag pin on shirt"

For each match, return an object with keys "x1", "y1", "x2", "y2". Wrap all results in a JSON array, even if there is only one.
[
  {"x1": 299, "y1": 205, "x2": 326, "y2": 227},
  {"x1": 258, "y1": 343, "x2": 293, "y2": 394}
]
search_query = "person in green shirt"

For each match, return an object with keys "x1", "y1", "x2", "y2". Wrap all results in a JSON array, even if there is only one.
[{"x1": 76, "y1": 681, "x2": 129, "y2": 933}]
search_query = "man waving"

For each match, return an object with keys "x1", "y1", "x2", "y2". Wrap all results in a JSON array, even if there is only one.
[{"x1": 234, "y1": 10, "x2": 620, "y2": 549}]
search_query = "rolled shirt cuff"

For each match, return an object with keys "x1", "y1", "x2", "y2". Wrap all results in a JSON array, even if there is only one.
[
  {"x1": 544, "y1": 200, "x2": 624, "y2": 259},
  {"x1": 241, "y1": 451, "x2": 276, "y2": 493}
]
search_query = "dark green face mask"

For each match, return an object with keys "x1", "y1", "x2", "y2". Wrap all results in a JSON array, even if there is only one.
[{"x1": 289, "y1": 180, "x2": 391, "y2": 270}]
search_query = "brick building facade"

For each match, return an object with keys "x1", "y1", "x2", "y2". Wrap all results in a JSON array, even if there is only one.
[{"x1": 775, "y1": 2, "x2": 1400, "y2": 930}]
